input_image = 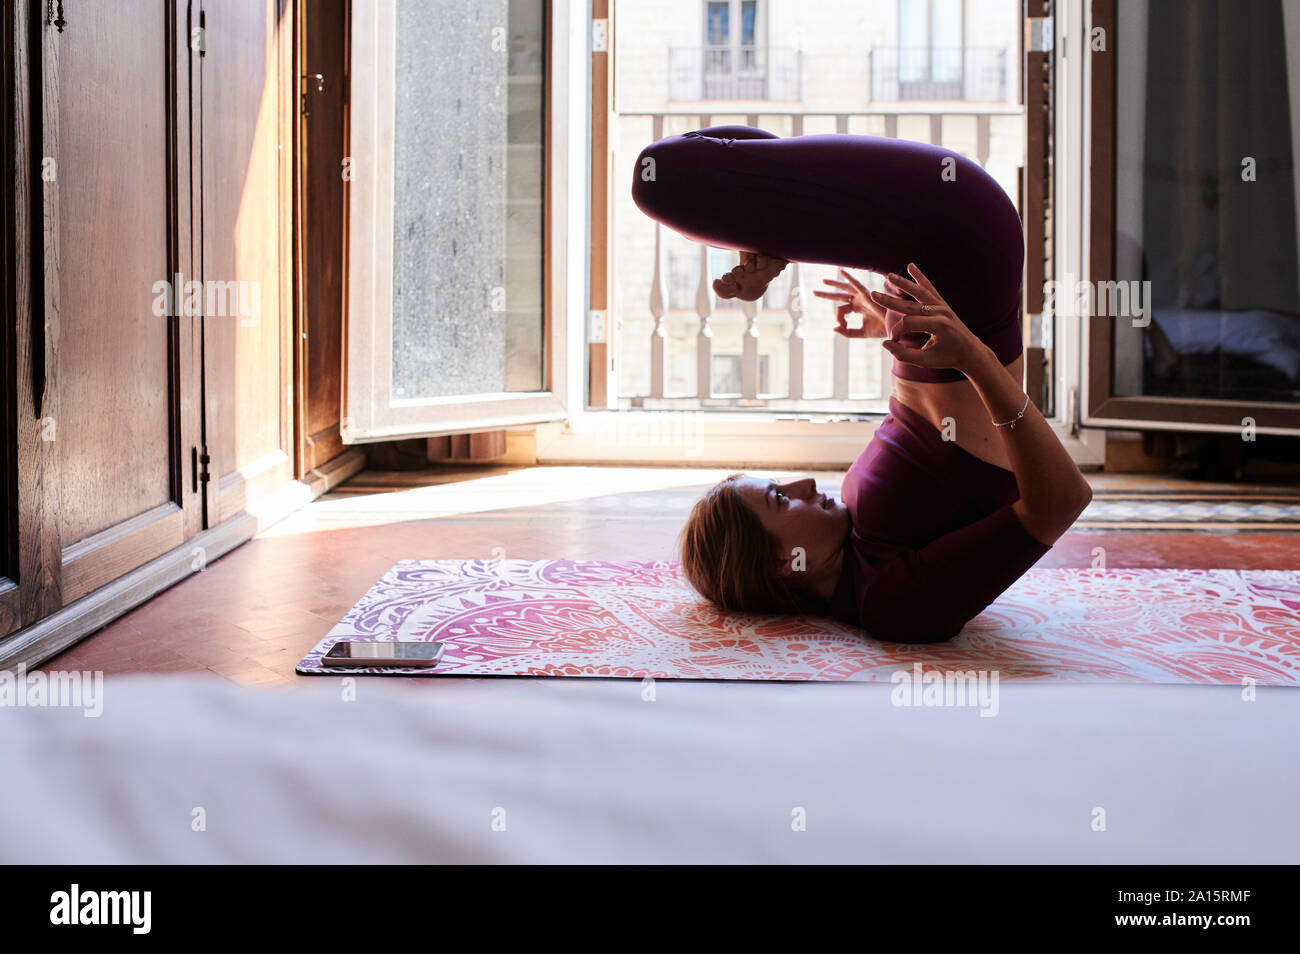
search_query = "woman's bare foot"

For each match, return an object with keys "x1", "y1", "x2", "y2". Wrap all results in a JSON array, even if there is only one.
[{"x1": 713, "y1": 252, "x2": 788, "y2": 302}]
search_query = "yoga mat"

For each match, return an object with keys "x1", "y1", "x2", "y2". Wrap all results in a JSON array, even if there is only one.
[{"x1": 295, "y1": 560, "x2": 1300, "y2": 685}]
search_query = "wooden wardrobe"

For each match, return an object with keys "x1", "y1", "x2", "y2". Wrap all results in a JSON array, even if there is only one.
[{"x1": 2, "y1": 0, "x2": 359, "y2": 669}]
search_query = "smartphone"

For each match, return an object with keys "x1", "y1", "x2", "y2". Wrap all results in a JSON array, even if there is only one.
[{"x1": 321, "y1": 640, "x2": 445, "y2": 669}]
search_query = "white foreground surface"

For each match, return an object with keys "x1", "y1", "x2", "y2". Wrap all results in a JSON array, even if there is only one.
[{"x1": 1, "y1": 673, "x2": 1297, "y2": 863}]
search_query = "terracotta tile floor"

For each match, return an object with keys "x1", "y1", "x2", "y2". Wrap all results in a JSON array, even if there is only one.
[{"x1": 39, "y1": 465, "x2": 1300, "y2": 686}]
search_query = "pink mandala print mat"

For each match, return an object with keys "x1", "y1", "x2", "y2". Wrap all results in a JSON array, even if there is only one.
[{"x1": 295, "y1": 561, "x2": 1300, "y2": 685}]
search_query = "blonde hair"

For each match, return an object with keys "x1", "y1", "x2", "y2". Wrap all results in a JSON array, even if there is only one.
[{"x1": 677, "y1": 473, "x2": 829, "y2": 616}]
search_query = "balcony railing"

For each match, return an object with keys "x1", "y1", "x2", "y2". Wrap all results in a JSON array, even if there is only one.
[
  {"x1": 616, "y1": 109, "x2": 1023, "y2": 414},
  {"x1": 869, "y1": 46, "x2": 1008, "y2": 102},
  {"x1": 668, "y1": 46, "x2": 802, "y2": 102}
]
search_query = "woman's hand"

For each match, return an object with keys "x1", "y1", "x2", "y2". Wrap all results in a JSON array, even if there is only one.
[
  {"x1": 869, "y1": 263, "x2": 990, "y2": 374},
  {"x1": 815, "y1": 268, "x2": 887, "y2": 338}
]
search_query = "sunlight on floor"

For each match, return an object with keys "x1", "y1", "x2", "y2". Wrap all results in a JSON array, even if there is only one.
[{"x1": 258, "y1": 465, "x2": 845, "y2": 536}]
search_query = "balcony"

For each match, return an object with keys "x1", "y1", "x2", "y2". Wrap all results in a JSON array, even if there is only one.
[
  {"x1": 868, "y1": 46, "x2": 1008, "y2": 102},
  {"x1": 668, "y1": 46, "x2": 802, "y2": 102}
]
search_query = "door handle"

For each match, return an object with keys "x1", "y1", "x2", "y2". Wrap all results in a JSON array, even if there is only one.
[{"x1": 46, "y1": 0, "x2": 67, "y2": 33}]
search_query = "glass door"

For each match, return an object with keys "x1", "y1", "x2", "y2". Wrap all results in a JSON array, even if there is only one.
[
  {"x1": 1085, "y1": 0, "x2": 1300, "y2": 434},
  {"x1": 344, "y1": 0, "x2": 564, "y2": 441}
]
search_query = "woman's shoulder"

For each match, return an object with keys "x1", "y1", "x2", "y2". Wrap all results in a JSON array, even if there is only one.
[{"x1": 833, "y1": 535, "x2": 961, "y2": 642}]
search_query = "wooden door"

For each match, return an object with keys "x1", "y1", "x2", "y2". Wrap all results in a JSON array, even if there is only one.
[
  {"x1": 1, "y1": 0, "x2": 19, "y2": 636},
  {"x1": 199, "y1": 0, "x2": 295, "y2": 522},
  {"x1": 296, "y1": 0, "x2": 348, "y2": 474},
  {"x1": 31, "y1": 0, "x2": 202, "y2": 610}
]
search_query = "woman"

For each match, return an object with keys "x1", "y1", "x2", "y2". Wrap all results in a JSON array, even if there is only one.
[{"x1": 631, "y1": 125, "x2": 1093, "y2": 643}]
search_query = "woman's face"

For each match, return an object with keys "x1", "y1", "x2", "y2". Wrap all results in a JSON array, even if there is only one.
[{"x1": 733, "y1": 476, "x2": 851, "y2": 578}]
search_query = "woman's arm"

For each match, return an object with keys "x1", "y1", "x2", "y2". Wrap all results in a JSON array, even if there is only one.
[
  {"x1": 959, "y1": 346, "x2": 1092, "y2": 545},
  {"x1": 872, "y1": 265, "x2": 1092, "y2": 546}
]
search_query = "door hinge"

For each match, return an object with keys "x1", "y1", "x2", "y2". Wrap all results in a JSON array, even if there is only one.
[
  {"x1": 587, "y1": 309, "x2": 607, "y2": 344},
  {"x1": 192, "y1": 446, "x2": 211, "y2": 493},
  {"x1": 591, "y1": 18, "x2": 608, "y2": 54}
]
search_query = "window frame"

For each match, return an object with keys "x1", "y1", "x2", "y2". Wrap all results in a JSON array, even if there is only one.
[{"x1": 342, "y1": 0, "x2": 575, "y2": 443}]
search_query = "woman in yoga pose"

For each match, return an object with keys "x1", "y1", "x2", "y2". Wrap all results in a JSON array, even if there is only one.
[{"x1": 631, "y1": 125, "x2": 1092, "y2": 643}]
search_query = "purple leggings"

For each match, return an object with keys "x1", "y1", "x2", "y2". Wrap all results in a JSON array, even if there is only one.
[{"x1": 631, "y1": 125, "x2": 1025, "y2": 383}]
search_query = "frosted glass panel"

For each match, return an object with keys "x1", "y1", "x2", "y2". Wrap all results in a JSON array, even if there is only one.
[{"x1": 390, "y1": 0, "x2": 545, "y2": 400}]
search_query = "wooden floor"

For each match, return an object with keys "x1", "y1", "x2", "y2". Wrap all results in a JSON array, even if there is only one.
[{"x1": 38, "y1": 465, "x2": 1300, "y2": 687}]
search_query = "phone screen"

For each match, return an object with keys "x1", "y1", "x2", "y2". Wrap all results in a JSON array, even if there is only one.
[{"x1": 324, "y1": 641, "x2": 444, "y2": 661}]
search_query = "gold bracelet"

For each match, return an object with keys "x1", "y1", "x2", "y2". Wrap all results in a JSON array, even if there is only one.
[{"x1": 993, "y1": 394, "x2": 1030, "y2": 430}]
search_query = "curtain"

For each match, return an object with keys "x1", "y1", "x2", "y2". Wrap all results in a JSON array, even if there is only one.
[{"x1": 1142, "y1": 0, "x2": 1299, "y2": 315}]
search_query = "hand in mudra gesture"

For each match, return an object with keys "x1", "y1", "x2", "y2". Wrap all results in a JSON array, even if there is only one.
[
  {"x1": 868, "y1": 263, "x2": 987, "y2": 373},
  {"x1": 815, "y1": 268, "x2": 888, "y2": 338}
]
